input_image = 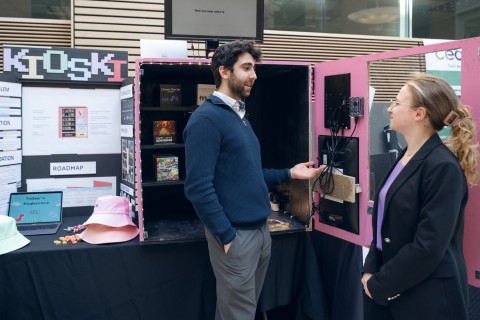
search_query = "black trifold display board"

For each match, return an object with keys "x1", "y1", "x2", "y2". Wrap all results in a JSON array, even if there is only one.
[
  {"x1": 19, "y1": 81, "x2": 123, "y2": 217},
  {"x1": 2, "y1": 45, "x2": 129, "y2": 217}
]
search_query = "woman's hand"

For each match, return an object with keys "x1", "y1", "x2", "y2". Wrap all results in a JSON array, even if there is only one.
[{"x1": 361, "y1": 272, "x2": 373, "y2": 298}]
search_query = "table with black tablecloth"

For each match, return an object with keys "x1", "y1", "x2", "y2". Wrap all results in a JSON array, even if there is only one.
[{"x1": 0, "y1": 216, "x2": 331, "y2": 320}]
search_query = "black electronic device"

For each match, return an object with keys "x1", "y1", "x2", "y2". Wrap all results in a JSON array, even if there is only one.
[
  {"x1": 317, "y1": 135, "x2": 359, "y2": 234},
  {"x1": 349, "y1": 97, "x2": 364, "y2": 117},
  {"x1": 324, "y1": 74, "x2": 351, "y2": 130},
  {"x1": 164, "y1": 0, "x2": 264, "y2": 41}
]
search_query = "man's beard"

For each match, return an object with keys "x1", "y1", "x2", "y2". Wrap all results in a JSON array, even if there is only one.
[{"x1": 228, "y1": 72, "x2": 251, "y2": 98}]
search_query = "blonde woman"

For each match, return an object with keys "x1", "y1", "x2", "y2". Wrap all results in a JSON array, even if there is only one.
[{"x1": 362, "y1": 74, "x2": 478, "y2": 320}]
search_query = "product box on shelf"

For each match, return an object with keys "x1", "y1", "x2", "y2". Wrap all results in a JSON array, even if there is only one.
[
  {"x1": 154, "y1": 154, "x2": 179, "y2": 182},
  {"x1": 196, "y1": 84, "x2": 216, "y2": 105},
  {"x1": 160, "y1": 84, "x2": 181, "y2": 108},
  {"x1": 153, "y1": 120, "x2": 176, "y2": 144}
]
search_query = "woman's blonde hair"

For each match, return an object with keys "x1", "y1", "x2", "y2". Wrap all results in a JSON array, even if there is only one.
[{"x1": 407, "y1": 74, "x2": 479, "y2": 185}]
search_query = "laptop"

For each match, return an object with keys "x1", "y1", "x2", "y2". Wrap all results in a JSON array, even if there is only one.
[
  {"x1": 7, "y1": 191, "x2": 63, "y2": 236},
  {"x1": 140, "y1": 39, "x2": 188, "y2": 59}
]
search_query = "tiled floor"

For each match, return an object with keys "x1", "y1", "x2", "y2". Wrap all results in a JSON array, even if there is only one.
[{"x1": 256, "y1": 285, "x2": 480, "y2": 320}]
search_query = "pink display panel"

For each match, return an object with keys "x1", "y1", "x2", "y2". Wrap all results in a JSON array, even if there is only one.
[{"x1": 314, "y1": 36, "x2": 480, "y2": 287}]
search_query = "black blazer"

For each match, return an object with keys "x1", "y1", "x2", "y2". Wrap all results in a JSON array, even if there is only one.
[{"x1": 364, "y1": 134, "x2": 469, "y2": 320}]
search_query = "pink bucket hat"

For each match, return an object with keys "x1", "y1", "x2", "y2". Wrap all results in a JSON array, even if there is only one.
[
  {"x1": 0, "y1": 215, "x2": 30, "y2": 255},
  {"x1": 80, "y1": 224, "x2": 138, "y2": 244},
  {"x1": 80, "y1": 196, "x2": 139, "y2": 244},
  {"x1": 82, "y1": 196, "x2": 136, "y2": 228}
]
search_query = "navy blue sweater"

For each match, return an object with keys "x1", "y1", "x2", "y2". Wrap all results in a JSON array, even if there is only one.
[{"x1": 183, "y1": 95, "x2": 291, "y2": 244}]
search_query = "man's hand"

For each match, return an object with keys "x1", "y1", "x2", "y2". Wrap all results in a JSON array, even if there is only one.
[
  {"x1": 361, "y1": 272, "x2": 373, "y2": 298},
  {"x1": 224, "y1": 242, "x2": 232, "y2": 253},
  {"x1": 290, "y1": 161, "x2": 326, "y2": 180}
]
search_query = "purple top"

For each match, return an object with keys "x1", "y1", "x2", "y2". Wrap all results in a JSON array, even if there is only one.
[{"x1": 376, "y1": 160, "x2": 405, "y2": 250}]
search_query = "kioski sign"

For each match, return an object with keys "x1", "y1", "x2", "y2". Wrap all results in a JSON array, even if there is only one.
[{"x1": 3, "y1": 46, "x2": 128, "y2": 83}]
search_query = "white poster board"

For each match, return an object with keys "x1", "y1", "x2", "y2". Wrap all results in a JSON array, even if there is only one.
[
  {"x1": 22, "y1": 87, "x2": 121, "y2": 155},
  {"x1": 0, "y1": 81, "x2": 22, "y2": 209}
]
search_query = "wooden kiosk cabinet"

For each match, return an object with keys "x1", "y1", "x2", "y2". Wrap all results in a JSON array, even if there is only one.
[{"x1": 134, "y1": 58, "x2": 313, "y2": 243}]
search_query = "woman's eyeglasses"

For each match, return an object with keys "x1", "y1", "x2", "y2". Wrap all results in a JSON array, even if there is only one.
[{"x1": 389, "y1": 99, "x2": 415, "y2": 108}]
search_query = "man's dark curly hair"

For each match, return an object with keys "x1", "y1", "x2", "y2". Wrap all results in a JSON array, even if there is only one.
[{"x1": 211, "y1": 40, "x2": 262, "y2": 88}]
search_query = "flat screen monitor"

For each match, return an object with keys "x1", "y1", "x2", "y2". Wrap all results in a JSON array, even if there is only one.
[{"x1": 164, "y1": 0, "x2": 264, "y2": 41}]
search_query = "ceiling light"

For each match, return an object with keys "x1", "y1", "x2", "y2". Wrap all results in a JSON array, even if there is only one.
[{"x1": 348, "y1": 6, "x2": 399, "y2": 24}]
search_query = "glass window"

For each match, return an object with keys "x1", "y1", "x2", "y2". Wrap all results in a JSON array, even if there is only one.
[
  {"x1": 412, "y1": 0, "x2": 480, "y2": 40},
  {"x1": 265, "y1": 0, "x2": 401, "y2": 37},
  {"x1": 264, "y1": 0, "x2": 480, "y2": 40},
  {"x1": 0, "y1": 0, "x2": 70, "y2": 20}
]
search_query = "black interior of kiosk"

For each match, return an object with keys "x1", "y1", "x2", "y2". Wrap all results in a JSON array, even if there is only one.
[{"x1": 139, "y1": 63, "x2": 311, "y2": 243}]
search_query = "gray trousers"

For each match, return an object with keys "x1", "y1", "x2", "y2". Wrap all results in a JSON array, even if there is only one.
[{"x1": 205, "y1": 223, "x2": 272, "y2": 320}]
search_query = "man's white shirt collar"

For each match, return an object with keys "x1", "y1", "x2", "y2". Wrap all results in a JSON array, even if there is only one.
[{"x1": 213, "y1": 91, "x2": 246, "y2": 119}]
